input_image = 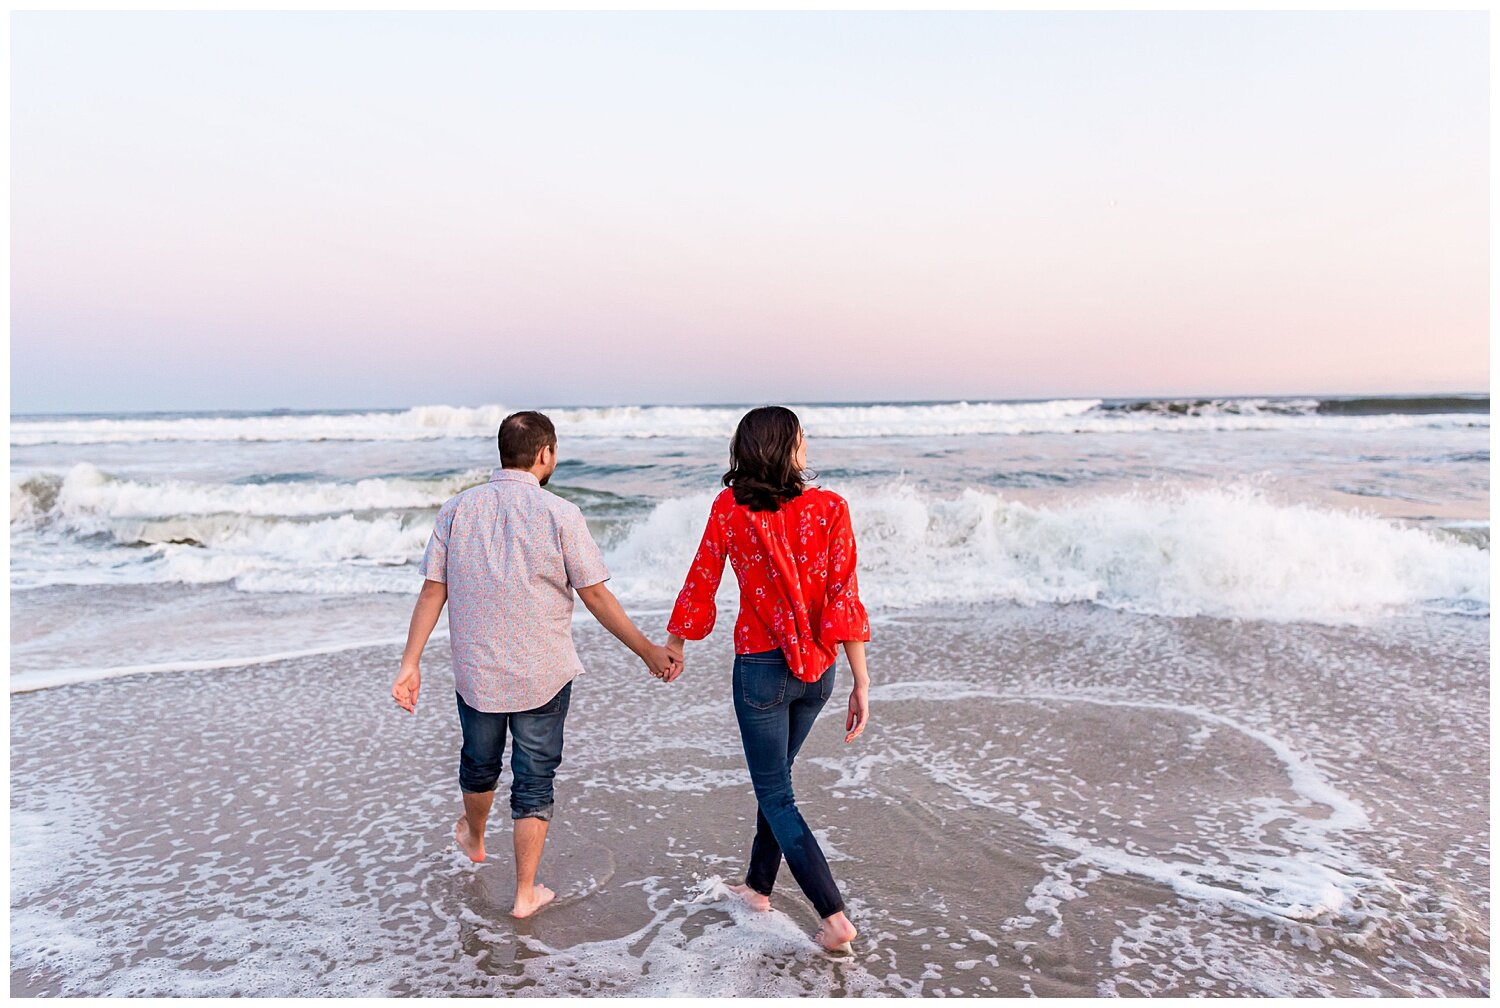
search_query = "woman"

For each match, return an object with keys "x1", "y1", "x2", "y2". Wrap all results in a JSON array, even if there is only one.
[{"x1": 663, "y1": 405, "x2": 871, "y2": 951}]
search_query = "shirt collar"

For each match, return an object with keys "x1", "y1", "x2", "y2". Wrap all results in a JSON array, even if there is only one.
[{"x1": 491, "y1": 468, "x2": 541, "y2": 487}]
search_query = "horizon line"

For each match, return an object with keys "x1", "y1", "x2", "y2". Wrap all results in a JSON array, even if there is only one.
[{"x1": 7, "y1": 388, "x2": 1490, "y2": 420}]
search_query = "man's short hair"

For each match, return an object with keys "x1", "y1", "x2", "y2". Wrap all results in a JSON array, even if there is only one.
[{"x1": 498, "y1": 411, "x2": 557, "y2": 469}]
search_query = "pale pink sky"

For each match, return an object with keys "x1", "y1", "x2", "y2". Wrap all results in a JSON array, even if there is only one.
[{"x1": 11, "y1": 12, "x2": 1489, "y2": 412}]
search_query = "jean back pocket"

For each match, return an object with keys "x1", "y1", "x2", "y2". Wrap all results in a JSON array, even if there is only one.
[{"x1": 737, "y1": 652, "x2": 789, "y2": 710}]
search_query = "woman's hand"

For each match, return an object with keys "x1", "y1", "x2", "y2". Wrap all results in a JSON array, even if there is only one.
[
  {"x1": 841, "y1": 641, "x2": 870, "y2": 742},
  {"x1": 844, "y1": 684, "x2": 868, "y2": 743},
  {"x1": 662, "y1": 634, "x2": 686, "y2": 682}
]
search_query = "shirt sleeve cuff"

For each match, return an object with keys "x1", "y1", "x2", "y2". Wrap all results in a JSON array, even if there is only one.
[
  {"x1": 667, "y1": 613, "x2": 714, "y2": 640},
  {"x1": 819, "y1": 603, "x2": 870, "y2": 644},
  {"x1": 571, "y1": 568, "x2": 611, "y2": 590}
]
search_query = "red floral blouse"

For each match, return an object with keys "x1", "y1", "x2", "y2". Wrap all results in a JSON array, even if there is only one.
[{"x1": 668, "y1": 486, "x2": 871, "y2": 682}]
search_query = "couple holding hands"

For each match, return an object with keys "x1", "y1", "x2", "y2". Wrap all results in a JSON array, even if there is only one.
[{"x1": 391, "y1": 406, "x2": 871, "y2": 951}]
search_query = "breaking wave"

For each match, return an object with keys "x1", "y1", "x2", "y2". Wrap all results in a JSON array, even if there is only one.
[{"x1": 12, "y1": 465, "x2": 1487, "y2": 625}]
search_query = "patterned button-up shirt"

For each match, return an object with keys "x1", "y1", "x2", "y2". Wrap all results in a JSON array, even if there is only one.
[{"x1": 419, "y1": 468, "x2": 610, "y2": 713}]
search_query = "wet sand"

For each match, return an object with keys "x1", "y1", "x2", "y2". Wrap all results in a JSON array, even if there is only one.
[{"x1": 9, "y1": 604, "x2": 1489, "y2": 996}]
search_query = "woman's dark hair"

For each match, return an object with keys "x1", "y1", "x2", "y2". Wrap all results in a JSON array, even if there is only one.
[{"x1": 723, "y1": 406, "x2": 810, "y2": 512}]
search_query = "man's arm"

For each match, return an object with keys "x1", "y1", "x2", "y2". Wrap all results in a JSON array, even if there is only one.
[
  {"x1": 392, "y1": 578, "x2": 448, "y2": 713},
  {"x1": 576, "y1": 581, "x2": 680, "y2": 680}
]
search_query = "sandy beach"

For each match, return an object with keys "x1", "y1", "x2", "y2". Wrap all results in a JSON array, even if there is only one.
[{"x1": 10, "y1": 602, "x2": 1487, "y2": 996}]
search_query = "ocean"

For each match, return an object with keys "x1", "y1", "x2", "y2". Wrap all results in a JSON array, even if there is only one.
[{"x1": 9, "y1": 393, "x2": 1490, "y2": 995}]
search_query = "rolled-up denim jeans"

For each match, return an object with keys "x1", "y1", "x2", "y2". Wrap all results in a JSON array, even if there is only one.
[
  {"x1": 732, "y1": 647, "x2": 845, "y2": 919},
  {"x1": 455, "y1": 681, "x2": 571, "y2": 821}
]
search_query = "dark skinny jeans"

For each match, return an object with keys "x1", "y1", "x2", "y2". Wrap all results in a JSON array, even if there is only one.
[{"x1": 732, "y1": 647, "x2": 846, "y2": 920}]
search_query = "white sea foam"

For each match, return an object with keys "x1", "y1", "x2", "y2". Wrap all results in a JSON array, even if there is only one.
[
  {"x1": 8, "y1": 540, "x2": 419, "y2": 595},
  {"x1": 12, "y1": 465, "x2": 445, "y2": 593},
  {"x1": 11, "y1": 463, "x2": 481, "y2": 526},
  {"x1": 11, "y1": 515, "x2": 429, "y2": 596},
  {"x1": 866, "y1": 684, "x2": 1396, "y2": 929},
  {"x1": 10, "y1": 789, "x2": 113, "y2": 987},
  {"x1": 9, "y1": 637, "x2": 408, "y2": 693},
  {"x1": 491, "y1": 875, "x2": 891, "y2": 996},
  {"x1": 11, "y1": 398, "x2": 1485, "y2": 445},
  {"x1": 604, "y1": 483, "x2": 1489, "y2": 624},
  {"x1": 14, "y1": 464, "x2": 433, "y2": 561}
]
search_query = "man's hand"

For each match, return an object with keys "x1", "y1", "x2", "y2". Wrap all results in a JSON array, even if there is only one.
[
  {"x1": 844, "y1": 684, "x2": 869, "y2": 743},
  {"x1": 642, "y1": 643, "x2": 680, "y2": 682},
  {"x1": 576, "y1": 582, "x2": 687, "y2": 683},
  {"x1": 392, "y1": 662, "x2": 422, "y2": 713},
  {"x1": 394, "y1": 578, "x2": 445, "y2": 714}
]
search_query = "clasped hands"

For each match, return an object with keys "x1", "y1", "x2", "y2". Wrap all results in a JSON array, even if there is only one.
[{"x1": 643, "y1": 633, "x2": 686, "y2": 683}]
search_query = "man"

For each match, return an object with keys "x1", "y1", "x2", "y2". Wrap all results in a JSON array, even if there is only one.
[{"x1": 391, "y1": 410, "x2": 680, "y2": 919}]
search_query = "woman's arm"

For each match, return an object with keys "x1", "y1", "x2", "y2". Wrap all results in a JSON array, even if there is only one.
[
  {"x1": 843, "y1": 640, "x2": 869, "y2": 687},
  {"x1": 821, "y1": 498, "x2": 872, "y2": 742},
  {"x1": 842, "y1": 640, "x2": 869, "y2": 743},
  {"x1": 661, "y1": 499, "x2": 728, "y2": 682},
  {"x1": 820, "y1": 497, "x2": 871, "y2": 647}
]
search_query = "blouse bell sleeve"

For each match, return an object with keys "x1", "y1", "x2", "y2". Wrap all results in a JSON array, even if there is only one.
[
  {"x1": 667, "y1": 497, "x2": 729, "y2": 640},
  {"x1": 819, "y1": 498, "x2": 871, "y2": 647}
]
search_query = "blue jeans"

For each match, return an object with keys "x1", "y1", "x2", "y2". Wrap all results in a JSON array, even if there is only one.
[
  {"x1": 733, "y1": 648, "x2": 846, "y2": 919},
  {"x1": 455, "y1": 681, "x2": 572, "y2": 821}
]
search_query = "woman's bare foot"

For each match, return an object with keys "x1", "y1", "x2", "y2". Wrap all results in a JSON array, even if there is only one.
[
  {"x1": 510, "y1": 883, "x2": 556, "y2": 919},
  {"x1": 726, "y1": 883, "x2": 771, "y2": 912},
  {"x1": 454, "y1": 817, "x2": 485, "y2": 863},
  {"x1": 813, "y1": 912, "x2": 857, "y2": 951}
]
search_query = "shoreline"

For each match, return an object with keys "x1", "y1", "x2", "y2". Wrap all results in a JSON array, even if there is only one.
[
  {"x1": 11, "y1": 604, "x2": 1488, "y2": 996},
  {"x1": 9, "y1": 593, "x2": 1487, "y2": 695}
]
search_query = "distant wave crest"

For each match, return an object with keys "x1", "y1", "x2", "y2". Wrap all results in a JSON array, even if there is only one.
[{"x1": 11, "y1": 396, "x2": 1487, "y2": 445}]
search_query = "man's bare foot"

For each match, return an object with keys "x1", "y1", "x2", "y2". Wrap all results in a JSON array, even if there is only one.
[
  {"x1": 454, "y1": 817, "x2": 485, "y2": 863},
  {"x1": 813, "y1": 912, "x2": 857, "y2": 951},
  {"x1": 726, "y1": 883, "x2": 771, "y2": 912},
  {"x1": 510, "y1": 883, "x2": 556, "y2": 919}
]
